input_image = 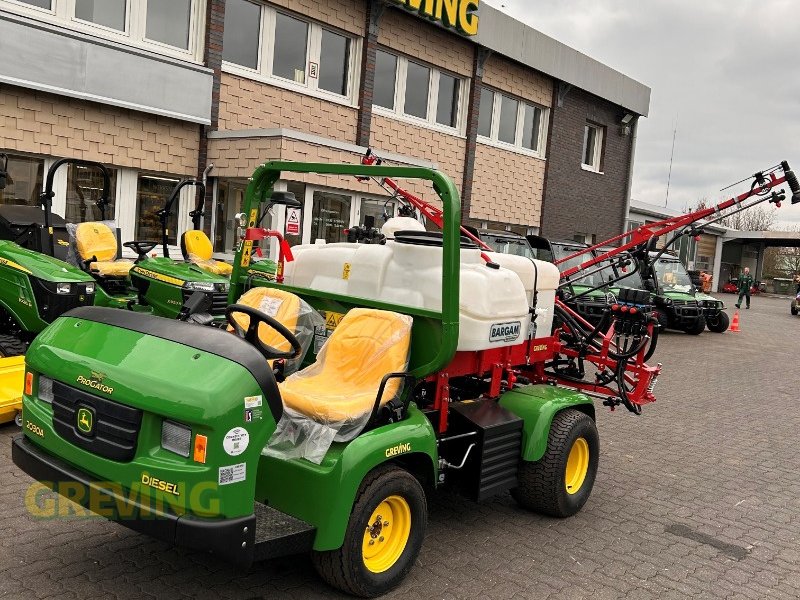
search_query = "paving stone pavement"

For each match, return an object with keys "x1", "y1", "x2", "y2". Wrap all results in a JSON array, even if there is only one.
[{"x1": 1, "y1": 295, "x2": 798, "y2": 599}]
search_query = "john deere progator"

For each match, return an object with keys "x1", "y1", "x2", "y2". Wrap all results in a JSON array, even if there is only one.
[{"x1": 13, "y1": 160, "x2": 667, "y2": 596}]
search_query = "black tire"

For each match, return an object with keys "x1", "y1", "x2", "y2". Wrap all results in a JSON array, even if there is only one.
[
  {"x1": 653, "y1": 310, "x2": 669, "y2": 330},
  {"x1": 312, "y1": 465, "x2": 427, "y2": 597},
  {"x1": 792, "y1": 304, "x2": 798, "y2": 316},
  {"x1": 0, "y1": 334, "x2": 27, "y2": 358},
  {"x1": 684, "y1": 316, "x2": 706, "y2": 335},
  {"x1": 706, "y1": 311, "x2": 729, "y2": 333},
  {"x1": 512, "y1": 408, "x2": 599, "y2": 518},
  {"x1": 14, "y1": 413, "x2": 22, "y2": 427}
]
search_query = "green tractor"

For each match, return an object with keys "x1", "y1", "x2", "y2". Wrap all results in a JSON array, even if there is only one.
[{"x1": 13, "y1": 161, "x2": 660, "y2": 596}]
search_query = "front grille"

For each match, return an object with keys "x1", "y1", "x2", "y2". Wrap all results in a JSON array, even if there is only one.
[
  {"x1": 51, "y1": 380, "x2": 142, "y2": 462},
  {"x1": 30, "y1": 278, "x2": 94, "y2": 323},
  {"x1": 182, "y1": 290, "x2": 228, "y2": 315}
]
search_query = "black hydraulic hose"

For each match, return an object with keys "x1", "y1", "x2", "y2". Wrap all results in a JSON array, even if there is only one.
[{"x1": 643, "y1": 324, "x2": 659, "y2": 361}]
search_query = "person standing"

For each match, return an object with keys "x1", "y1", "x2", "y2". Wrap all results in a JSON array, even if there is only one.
[{"x1": 735, "y1": 267, "x2": 754, "y2": 309}]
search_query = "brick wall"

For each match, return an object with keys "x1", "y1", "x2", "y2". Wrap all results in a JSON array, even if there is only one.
[
  {"x1": 269, "y1": 0, "x2": 365, "y2": 36},
  {"x1": 378, "y1": 7, "x2": 473, "y2": 76},
  {"x1": 541, "y1": 86, "x2": 634, "y2": 242},
  {"x1": 218, "y1": 74, "x2": 358, "y2": 144},
  {"x1": 470, "y1": 143, "x2": 544, "y2": 226},
  {"x1": 482, "y1": 54, "x2": 552, "y2": 107},
  {"x1": 0, "y1": 86, "x2": 199, "y2": 174}
]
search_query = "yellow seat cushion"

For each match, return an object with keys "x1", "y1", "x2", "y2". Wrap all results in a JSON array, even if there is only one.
[
  {"x1": 182, "y1": 230, "x2": 214, "y2": 261},
  {"x1": 76, "y1": 222, "x2": 118, "y2": 262},
  {"x1": 279, "y1": 308, "x2": 412, "y2": 423},
  {"x1": 182, "y1": 230, "x2": 232, "y2": 276},
  {"x1": 88, "y1": 260, "x2": 134, "y2": 277},
  {"x1": 229, "y1": 287, "x2": 302, "y2": 359}
]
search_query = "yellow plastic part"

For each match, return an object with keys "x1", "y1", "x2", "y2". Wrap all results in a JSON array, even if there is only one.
[
  {"x1": 279, "y1": 308, "x2": 412, "y2": 423},
  {"x1": 565, "y1": 437, "x2": 589, "y2": 495},
  {"x1": 183, "y1": 231, "x2": 233, "y2": 276},
  {"x1": 89, "y1": 260, "x2": 134, "y2": 277},
  {"x1": 0, "y1": 356, "x2": 24, "y2": 425},
  {"x1": 229, "y1": 287, "x2": 301, "y2": 361},
  {"x1": 182, "y1": 230, "x2": 214, "y2": 261},
  {"x1": 75, "y1": 222, "x2": 118, "y2": 262},
  {"x1": 362, "y1": 495, "x2": 412, "y2": 574}
]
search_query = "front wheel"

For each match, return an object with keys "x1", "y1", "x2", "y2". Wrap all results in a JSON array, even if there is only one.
[
  {"x1": 684, "y1": 316, "x2": 706, "y2": 335},
  {"x1": 706, "y1": 311, "x2": 729, "y2": 333},
  {"x1": 512, "y1": 408, "x2": 599, "y2": 518},
  {"x1": 312, "y1": 465, "x2": 427, "y2": 597},
  {"x1": 792, "y1": 303, "x2": 798, "y2": 316}
]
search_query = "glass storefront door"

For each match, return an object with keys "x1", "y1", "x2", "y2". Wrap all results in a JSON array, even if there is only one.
[
  {"x1": 359, "y1": 197, "x2": 396, "y2": 229},
  {"x1": 215, "y1": 181, "x2": 248, "y2": 253},
  {"x1": 310, "y1": 190, "x2": 351, "y2": 244},
  {"x1": 135, "y1": 174, "x2": 181, "y2": 245}
]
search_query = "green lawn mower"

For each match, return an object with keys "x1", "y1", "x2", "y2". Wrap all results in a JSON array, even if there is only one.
[{"x1": 13, "y1": 160, "x2": 663, "y2": 596}]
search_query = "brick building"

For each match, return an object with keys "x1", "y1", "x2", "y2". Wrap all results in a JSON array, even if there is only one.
[{"x1": 0, "y1": 0, "x2": 650, "y2": 259}]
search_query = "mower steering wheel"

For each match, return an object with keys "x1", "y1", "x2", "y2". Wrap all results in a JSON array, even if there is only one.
[
  {"x1": 124, "y1": 241, "x2": 159, "y2": 262},
  {"x1": 225, "y1": 303, "x2": 303, "y2": 361}
]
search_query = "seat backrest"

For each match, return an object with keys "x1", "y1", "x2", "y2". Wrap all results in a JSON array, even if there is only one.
[
  {"x1": 75, "y1": 222, "x2": 118, "y2": 262},
  {"x1": 182, "y1": 230, "x2": 214, "y2": 262},
  {"x1": 229, "y1": 287, "x2": 302, "y2": 355},
  {"x1": 318, "y1": 308, "x2": 412, "y2": 402}
]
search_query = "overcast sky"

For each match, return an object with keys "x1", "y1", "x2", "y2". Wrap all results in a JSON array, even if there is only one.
[{"x1": 485, "y1": 0, "x2": 800, "y2": 227}]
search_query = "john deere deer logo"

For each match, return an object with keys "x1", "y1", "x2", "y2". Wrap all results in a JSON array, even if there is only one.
[{"x1": 76, "y1": 407, "x2": 94, "y2": 435}]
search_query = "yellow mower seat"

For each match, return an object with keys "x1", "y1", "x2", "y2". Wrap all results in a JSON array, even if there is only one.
[
  {"x1": 229, "y1": 287, "x2": 302, "y2": 365},
  {"x1": 181, "y1": 230, "x2": 233, "y2": 276},
  {"x1": 75, "y1": 222, "x2": 133, "y2": 277},
  {"x1": 279, "y1": 308, "x2": 412, "y2": 423}
]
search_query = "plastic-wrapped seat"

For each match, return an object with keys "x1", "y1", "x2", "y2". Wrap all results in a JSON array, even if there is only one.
[
  {"x1": 279, "y1": 308, "x2": 412, "y2": 425},
  {"x1": 229, "y1": 286, "x2": 323, "y2": 375},
  {"x1": 74, "y1": 222, "x2": 134, "y2": 277},
  {"x1": 181, "y1": 230, "x2": 233, "y2": 276},
  {"x1": 265, "y1": 308, "x2": 412, "y2": 464}
]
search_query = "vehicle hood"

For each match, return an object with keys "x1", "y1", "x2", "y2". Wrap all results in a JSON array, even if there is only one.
[{"x1": 0, "y1": 240, "x2": 94, "y2": 282}]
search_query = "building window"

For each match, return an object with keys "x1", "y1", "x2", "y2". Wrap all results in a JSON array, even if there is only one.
[
  {"x1": 222, "y1": 0, "x2": 261, "y2": 70},
  {"x1": 373, "y1": 50, "x2": 398, "y2": 111},
  {"x1": 311, "y1": 190, "x2": 350, "y2": 244},
  {"x1": 582, "y1": 124, "x2": 604, "y2": 172},
  {"x1": 75, "y1": 0, "x2": 126, "y2": 32},
  {"x1": 145, "y1": 0, "x2": 192, "y2": 50},
  {"x1": 0, "y1": 0, "x2": 204, "y2": 60},
  {"x1": 135, "y1": 174, "x2": 181, "y2": 246},
  {"x1": 478, "y1": 86, "x2": 548, "y2": 157},
  {"x1": 65, "y1": 164, "x2": 117, "y2": 222},
  {"x1": 627, "y1": 219, "x2": 644, "y2": 231},
  {"x1": 373, "y1": 49, "x2": 465, "y2": 132},
  {"x1": 0, "y1": 154, "x2": 44, "y2": 207},
  {"x1": 222, "y1": 2, "x2": 358, "y2": 102}
]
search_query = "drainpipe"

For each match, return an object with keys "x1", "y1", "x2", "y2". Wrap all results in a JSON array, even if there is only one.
[{"x1": 621, "y1": 116, "x2": 639, "y2": 233}]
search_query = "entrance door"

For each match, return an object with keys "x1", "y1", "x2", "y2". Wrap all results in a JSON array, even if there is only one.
[
  {"x1": 215, "y1": 181, "x2": 248, "y2": 253},
  {"x1": 310, "y1": 190, "x2": 351, "y2": 243},
  {"x1": 358, "y1": 197, "x2": 396, "y2": 229}
]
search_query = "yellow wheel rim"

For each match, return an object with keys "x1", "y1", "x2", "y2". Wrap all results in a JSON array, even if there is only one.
[
  {"x1": 565, "y1": 437, "x2": 590, "y2": 495},
  {"x1": 362, "y1": 495, "x2": 411, "y2": 574}
]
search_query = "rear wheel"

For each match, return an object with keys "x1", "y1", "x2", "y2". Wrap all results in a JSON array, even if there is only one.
[
  {"x1": 792, "y1": 303, "x2": 798, "y2": 316},
  {"x1": 684, "y1": 316, "x2": 706, "y2": 335},
  {"x1": 312, "y1": 465, "x2": 427, "y2": 597},
  {"x1": 512, "y1": 408, "x2": 599, "y2": 518},
  {"x1": 0, "y1": 334, "x2": 27, "y2": 358},
  {"x1": 706, "y1": 311, "x2": 729, "y2": 333}
]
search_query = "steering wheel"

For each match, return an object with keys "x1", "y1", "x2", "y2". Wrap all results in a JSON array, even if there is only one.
[
  {"x1": 225, "y1": 303, "x2": 303, "y2": 361},
  {"x1": 124, "y1": 241, "x2": 159, "y2": 262}
]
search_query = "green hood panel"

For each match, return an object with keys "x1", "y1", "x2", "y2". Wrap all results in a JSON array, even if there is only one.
[
  {"x1": 23, "y1": 313, "x2": 278, "y2": 519},
  {"x1": 662, "y1": 291, "x2": 695, "y2": 301},
  {"x1": 134, "y1": 257, "x2": 228, "y2": 284},
  {"x1": 0, "y1": 241, "x2": 93, "y2": 282}
]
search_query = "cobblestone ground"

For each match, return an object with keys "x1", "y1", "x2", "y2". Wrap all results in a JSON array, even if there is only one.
[{"x1": 1, "y1": 295, "x2": 798, "y2": 599}]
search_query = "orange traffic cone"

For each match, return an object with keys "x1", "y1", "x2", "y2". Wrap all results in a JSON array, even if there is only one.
[{"x1": 729, "y1": 310, "x2": 740, "y2": 333}]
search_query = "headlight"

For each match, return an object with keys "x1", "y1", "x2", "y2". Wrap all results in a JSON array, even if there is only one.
[
  {"x1": 85, "y1": 282, "x2": 96, "y2": 295},
  {"x1": 184, "y1": 281, "x2": 215, "y2": 292},
  {"x1": 161, "y1": 420, "x2": 191, "y2": 457},
  {"x1": 56, "y1": 282, "x2": 72, "y2": 295},
  {"x1": 216, "y1": 282, "x2": 230, "y2": 293},
  {"x1": 38, "y1": 376, "x2": 54, "y2": 404}
]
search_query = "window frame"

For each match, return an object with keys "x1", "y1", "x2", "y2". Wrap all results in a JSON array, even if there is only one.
[
  {"x1": 0, "y1": 0, "x2": 206, "y2": 63},
  {"x1": 372, "y1": 48, "x2": 468, "y2": 137},
  {"x1": 582, "y1": 123, "x2": 604, "y2": 173},
  {"x1": 476, "y1": 85, "x2": 549, "y2": 159},
  {"x1": 221, "y1": 2, "x2": 362, "y2": 108}
]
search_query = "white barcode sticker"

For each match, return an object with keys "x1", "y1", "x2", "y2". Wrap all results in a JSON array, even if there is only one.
[{"x1": 219, "y1": 462, "x2": 246, "y2": 485}]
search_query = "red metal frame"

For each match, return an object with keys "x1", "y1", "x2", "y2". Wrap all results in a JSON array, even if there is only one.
[{"x1": 244, "y1": 228, "x2": 293, "y2": 283}]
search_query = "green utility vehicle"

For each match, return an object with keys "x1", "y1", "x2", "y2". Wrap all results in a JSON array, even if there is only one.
[{"x1": 13, "y1": 162, "x2": 655, "y2": 597}]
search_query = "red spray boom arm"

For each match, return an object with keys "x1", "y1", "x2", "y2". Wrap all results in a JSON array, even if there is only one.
[{"x1": 558, "y1": 161, "x2": 799, "y2": 280}]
